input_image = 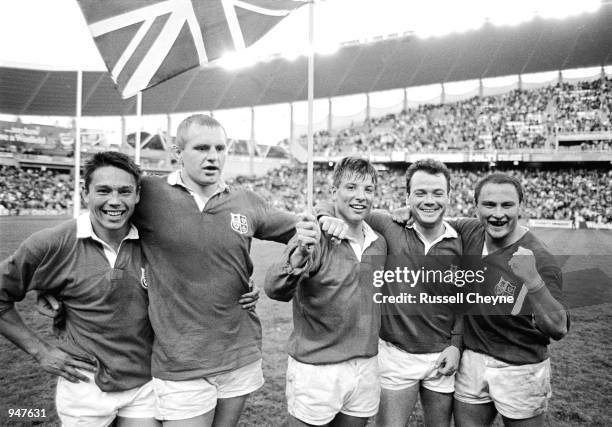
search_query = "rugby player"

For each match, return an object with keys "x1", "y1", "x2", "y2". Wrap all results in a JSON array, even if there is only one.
[
  {"x1": 451, "y1": 173, "x2": 568, "y2": 426},
  {"x1": 265, "y1": 157, "x2": 387, "y2": 426},
  {"x1": 0, "y1": 152, "x2": 158, "y2": 426},
  {"x1": 131, "y1": 114, "x2": 296, "y2": 426},
  {"x1": 318, "y1": 159, "x2": 464, "y2": 427}
]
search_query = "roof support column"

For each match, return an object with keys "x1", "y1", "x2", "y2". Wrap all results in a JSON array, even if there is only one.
[
  {"x1": 166, "y1": 113, "x2": 173, "y2": 168},
  {"x1": 289, "y1": 103, "x2": 294, "y2": 147},
  {"x1": 249, "y1": 106, "x2": 255, "y2": 175},
  {"x1": 72, "y1": 70, "x2": 82, "y2": 219},
  {"x1": 328, "y1": 98, "x2": 332, "y2": 132},
  {"x1": 121, "y1": 116, "x2": 126, "y2": 146}
]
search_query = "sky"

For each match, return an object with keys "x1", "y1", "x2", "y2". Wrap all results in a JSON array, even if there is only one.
[{"x1": 0, "y1": 0, "x2": 602, "y2": 70}]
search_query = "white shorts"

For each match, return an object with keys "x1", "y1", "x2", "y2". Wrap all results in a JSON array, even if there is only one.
[
  {"x1": 286, "y1": 355, "x2": 380, "y2": 426},
  {"x1": 56, "y1": 371, "x2": 156, "y2": 427},
  {"x1": 378, "y1": 339, "x2": 455, "y2": 393},
  {"x1": 454, "y1": 349, "x2": 551, "y2": 419},
  {"x1": 153, "y1": 359, "x2": 264, "y2": 421}
]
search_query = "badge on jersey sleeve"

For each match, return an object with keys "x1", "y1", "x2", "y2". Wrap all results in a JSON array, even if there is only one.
[{"x1": 230, "y1": 212, "x2": 249, "y2": 234}]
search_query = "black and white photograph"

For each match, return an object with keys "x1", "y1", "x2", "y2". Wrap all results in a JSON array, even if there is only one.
[{"x1": 0, "y1": 0, "x2": 611, "y2": 425}]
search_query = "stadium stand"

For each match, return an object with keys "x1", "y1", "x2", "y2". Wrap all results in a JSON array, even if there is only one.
[
  {"x1": 229, "y1": 164, "x2": 612, "y2": 224},
  {"x1": 296, "y1": 78, "x2": 612, "y2": 155},
  {"x1": 0, "y1": 165, "x2": 72, "y2": 215}
]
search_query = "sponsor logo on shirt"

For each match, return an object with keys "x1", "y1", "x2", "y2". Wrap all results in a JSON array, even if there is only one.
[
  {"x1": 494, "y1": 276, "x2": 516, "y2": 297},
  {"x1": 230, "y1": 212, "x2": 249, "y2": 234}
]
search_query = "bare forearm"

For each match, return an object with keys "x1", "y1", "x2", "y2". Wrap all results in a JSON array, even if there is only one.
[
  {"x1": 0, "y1": 307, "x2": 47, "y2": 359},
  {"x1": 528, "y1": 287, "x2": 568, "y2": 340}
]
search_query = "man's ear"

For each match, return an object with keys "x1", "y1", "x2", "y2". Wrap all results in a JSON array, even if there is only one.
[
  {"x1": 172, "y1": 145, "x2": 182, "y2": 162},
  {"x1": 135, "y1": 185, "x2": 141, "y2": 204},
  {"x1": 81, "y1": 185, "x2": 88, "y2": 208}
]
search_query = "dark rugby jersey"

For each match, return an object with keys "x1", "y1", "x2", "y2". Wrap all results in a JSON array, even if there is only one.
[
  {"x1": 0, "y1": 219, "x2": 152, "y2": 391},
  {"x1": 133, "y1": 176, "x2": 296, "y2": 380},
  {"x1": 317, "y1": 203, "x2": 463, "y2": 353},
  {"x1": 265, "y1": 223, "x2": 386, "y2": 364},
  {"x1": 452, "y1": 218, "x2": 565, "y2": 364}
]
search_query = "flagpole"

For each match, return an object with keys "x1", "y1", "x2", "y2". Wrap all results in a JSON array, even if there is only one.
[
  {"x1": 73, "y1": 70, "x2": 83, "y2": 219},
  {"x1": 135, "y1": 91, "x2": 142, "y2": 165},
  {"x1": 306, "y1": 0, "x2": 314, "y2": 215}
]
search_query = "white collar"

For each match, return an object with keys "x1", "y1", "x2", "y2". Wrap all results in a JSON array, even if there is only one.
[
  {"x1": 407, "y1": 221, "x2": 458, "y2": 239},
  {"x1": 345, "y1": 221, "x2": 379, "y2": 261},
  {"x1": 408, "y1": 221, "x2": 458, "y2": 254},
  {"x1": 167, "y1": 170, "x2": 227, "y2": 193},
  {"x1": 345, "y1": 220, "x2": 378, "y2": 243},
  {"x1": 76, "y1": 212, "x2": 139, "y2": 241}
]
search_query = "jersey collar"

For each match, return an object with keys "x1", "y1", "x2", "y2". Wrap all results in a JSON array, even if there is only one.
[{"x1": 76, "y1": 212, "x2": 139, "y2": 241}]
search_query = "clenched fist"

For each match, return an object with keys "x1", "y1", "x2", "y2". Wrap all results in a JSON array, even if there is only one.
[
  {"x1": 295, "y1": 213, "x2": 321, "y2": 255},
  {"x1": 508, "y1": 246, "x2": 542, "y2": 291}
]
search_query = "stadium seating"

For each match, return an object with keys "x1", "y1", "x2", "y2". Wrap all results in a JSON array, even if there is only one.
[
  {"x1": 0, "y1": 166, "x2": 72, "y2": 215},
  {"x1": 229, "y1": 165, "x2": 612, "y2": 224},
  {"x1": 296, "y1": 78, "x2": 611, "y2": 155}
]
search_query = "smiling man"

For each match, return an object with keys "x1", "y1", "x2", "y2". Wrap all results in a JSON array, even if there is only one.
[
  {"x1": 452, "y1": 173, "x2": 569, "y2": 427},
  {"x1": 317, "y1": 158, "x2": 464, "y2": 427},
  {"x1": 265, "y1": 157, "x2": 387, "y2": 427},
  {"x1": 132, "y1": 114, "x2": 296, "y2": 426},
  {"x1": 0, "y1": 152, "x2": 157, "y2": 426}
]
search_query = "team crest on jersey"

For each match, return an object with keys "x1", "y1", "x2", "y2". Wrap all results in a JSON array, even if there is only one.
[
  {"x1": 230, "y1": 213, "x2": 249, "y2": 234},
  {"x1": 140, "y1": 268, "x2": 148, "y2": 290},
  {"x1": 494, "y1": 276, "x2": 516, "y2": 296}
]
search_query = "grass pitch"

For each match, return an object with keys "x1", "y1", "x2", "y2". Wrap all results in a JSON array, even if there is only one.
[{"x1": 0, "y1": 217, "x2": 611, "y2": 426}]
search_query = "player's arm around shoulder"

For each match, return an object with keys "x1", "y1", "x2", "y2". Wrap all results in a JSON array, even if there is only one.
[
  {"x1": 316, "y1": 200, "x2": 395, "y2": 238},
  {"x1": 246, "y1": 189, "x2": 297, "y2": 243},
  {"x1": 509, "y1": 244, "x2": 569, "y2": 340},
  {"x1": 264, "y1": 213, "x2": 322, "y2": 302}
]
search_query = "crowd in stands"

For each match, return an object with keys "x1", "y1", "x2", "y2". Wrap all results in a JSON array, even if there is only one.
[
  {"x1": 0, "y1": 166, "x2": 72, "y2": 215},
  {"x1": 296, "y1": 77, "x2": 612, "y2": 155},
  {"x1": 0, "y1": 163, "x2": 610, "y2": 224},
  {"x1": 230, "y1": 164, "x2": 612, "y2": 224}
]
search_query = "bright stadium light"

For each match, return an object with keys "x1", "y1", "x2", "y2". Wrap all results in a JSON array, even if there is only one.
[
  {"x1": 315, "y1": 43, "x2": 340, "y2": 56},
  {"x1": 535, "y1": 0, "x2": 600, "y2": 19},
  {"x1": 217, "y1": 51, "x2": 257, "y2": 71}
]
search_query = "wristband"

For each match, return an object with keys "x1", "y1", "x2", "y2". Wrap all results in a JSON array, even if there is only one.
[{"x1": 527, "y1": 277, "x2": 546, "y2": 294}]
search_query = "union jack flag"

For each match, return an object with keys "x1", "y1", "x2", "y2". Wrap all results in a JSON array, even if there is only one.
[{"x1": 77, "y1": 0, "x2": 306, "y2": 98}]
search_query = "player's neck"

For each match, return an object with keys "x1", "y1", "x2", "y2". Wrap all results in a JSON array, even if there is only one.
[
  {"x1": 92, "y1": 223, "x2": 129, "y2": 252},
  {"x1": 345, "y1": 221, "x2": 365, "y2": 245},
  {"x1": 180, "y1": 171, "x2": 219, "y2": 198},
  {"x1": 485, "y1": 226, "x2": 528, "y2": 253},
  {"x1": 414, "y1": 221, "x2": 445, "y2": 243}
]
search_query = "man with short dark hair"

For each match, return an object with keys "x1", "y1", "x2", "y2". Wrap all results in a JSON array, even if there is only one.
[
  {"x1": 452, "y1": 172, "x2": 568, "y2": 427},
  {"x1": 318, "y1": 158, "x2": 464, "y2": 427},
  {"x1": 133, "y1": 114, "x2": 296, "y2": 426},
  {"x1": 265, "y1": 157, "x2": 387, "y2": 426},
  {"x1": 0, "y1": 152, "x2": 158, "y2": 426}
]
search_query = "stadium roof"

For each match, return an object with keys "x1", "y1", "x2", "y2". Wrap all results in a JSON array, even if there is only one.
[{"x1": 1, "y1": 3, "x2": 611, "y2": 117}]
